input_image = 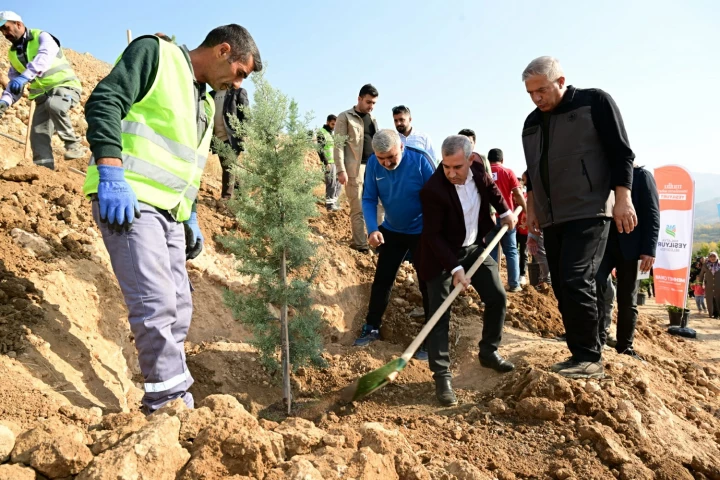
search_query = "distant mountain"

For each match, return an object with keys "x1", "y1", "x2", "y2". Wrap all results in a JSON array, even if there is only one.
[
  {"x1": 694, "y1": 197, "x2": 720, "y2": 226},
  {"x1": 692, "y1": 172, "x2": 720, "y2": 204}
]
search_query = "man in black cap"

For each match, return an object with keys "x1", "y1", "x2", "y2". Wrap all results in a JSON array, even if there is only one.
[{"x1": 485, "y1": 148, "x2": 526, "y2": 292}]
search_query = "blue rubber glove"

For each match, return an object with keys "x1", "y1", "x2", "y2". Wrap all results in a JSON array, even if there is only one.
[
  {"x1": 0, "y1": 101, "x2": 8, "y2": 118},
  {"x1": 8, "y1": 75, "x2": 30, "y2": 95},
  {"x1": 183, "y1": 212, "x2": 204, "y2": 260},
  {"x1": 97, "y1": 165, "x2": 141, "y2": 233}
]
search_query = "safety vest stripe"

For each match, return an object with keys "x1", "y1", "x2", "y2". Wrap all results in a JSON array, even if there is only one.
[
  {"x1": 28, "y1": 75, "x2": 81, "y2": 95},
  {"x1": 122, "y1": 120, "x2": 208, "y2": 167},
  {"x1": 89, "y1": 154, "x2": 200, "y2": 201},
  {"x1": 144, "y1": 370, "x2": 192, "y2": 393},
  {"x1": 42, "y1": 63, "x2": 71, "y2": 77}
]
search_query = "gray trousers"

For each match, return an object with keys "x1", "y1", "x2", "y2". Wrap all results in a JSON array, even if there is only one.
[
  {"x1": 531, "y1": 233, "x2": 551, "y2": 284},
  {"x1": 31, "y1": 86, "x2": 82, "y2": 169},
  {"x1": 92, "y1": 201, "x2": 194, "y2": 412},
  {"x1": 324, "y1": 163, "x2": 340, "y2": 205}
]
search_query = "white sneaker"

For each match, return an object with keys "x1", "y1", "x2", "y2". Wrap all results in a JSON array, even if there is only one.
[{"x1": 519, "y1": 276, "x2": 527, "y2": 286}]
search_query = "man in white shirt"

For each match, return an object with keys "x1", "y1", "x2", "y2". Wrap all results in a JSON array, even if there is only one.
[
  {"x1": 392, "y1": 105, "x2": 437, "y2": 166},
  {"x1": 416, "y1": 135, "x2": 517, "y2": 406}
]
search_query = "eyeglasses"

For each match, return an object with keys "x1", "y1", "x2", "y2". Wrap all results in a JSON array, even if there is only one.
[{"x1": 392, "y1": 105, "x2": 410, "y2": 115}]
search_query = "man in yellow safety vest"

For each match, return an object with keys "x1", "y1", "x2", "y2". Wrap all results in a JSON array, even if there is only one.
[
  {"x1": 82, "y1": 26, "x2": 261, "y2": 413},
  {"x1": 0, "y1": 11, "x2": 85, "y2": 169}
]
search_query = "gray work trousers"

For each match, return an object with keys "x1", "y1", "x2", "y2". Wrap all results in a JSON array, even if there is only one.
[
  {"x1": 31, "y1": 86, "x2": 82, "y2": 169},
  {"x1": 324, "y1": 163, "x2": 340, "y2": 205},
  {"x1": 531, "y1": 233, "x2": 551, "y2": 284},
  {"x1": 92, "y1": 201, "x2": 194, "y2": 412}
]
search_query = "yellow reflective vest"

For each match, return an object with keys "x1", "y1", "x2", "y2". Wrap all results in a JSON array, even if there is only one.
[
  {"x1": 8, "y1": 28, "x2": 82, "y2": 99},
  {"x1": 83, "y1": 37, "x2": 215, "y2": 222}
]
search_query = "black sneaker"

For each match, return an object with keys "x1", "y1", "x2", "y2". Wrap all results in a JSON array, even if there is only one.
[
  {"x1": 619, "y1": 348, "x2": 644, "y2": 362},
  {"x1": 353, "y1": 324, "x2": 380, "y2": 346}
]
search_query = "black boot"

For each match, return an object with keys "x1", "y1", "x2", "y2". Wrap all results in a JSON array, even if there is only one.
[
  {"x1": 479, "y1": 351, "x2": 515, "y2": 373},
  {"x1": 435, "y1": 378, "x2": 457, "y2": 406}
]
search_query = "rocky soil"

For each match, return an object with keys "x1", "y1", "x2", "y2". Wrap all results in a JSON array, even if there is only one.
[{"x1": 0, "y1": 41, "x2": 719, "y2": 479}]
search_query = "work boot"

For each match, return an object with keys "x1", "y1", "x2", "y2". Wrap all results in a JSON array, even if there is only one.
[
  {"x1": 550, "y1": 356, "x2": 575, "y2": 373},
  {"x1": 353, "y1": 324, "x2": 380, "y2": 347},
  {"x1": 557, "y1": 360, "x2": 604, "y2": 379},
  {"x1": 64, "y1": 146, "x2": 86, "y2": 160},
  {"x1": 508, "y1": 285, "x2": 522, "y2": 293},
  {"x1": 606, "y1": 331, "x2": 618, "y2": 348},
  {"x1": 435, "y1": 378, "x2": 457, "y2": 406},
  {"x1": 479, "y1": 351, "x2": 515, "y2": 372},
  {"x1": 519, "y1": 275, "x2": 528, "y2": 286},
  {"x1": 326, "y1": 203, "x2": 340, "y2": 212}
]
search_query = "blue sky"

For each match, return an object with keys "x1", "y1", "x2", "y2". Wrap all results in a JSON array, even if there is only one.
[{"x1": 7, "y1": 0, "x2": 718, "y2": 176}]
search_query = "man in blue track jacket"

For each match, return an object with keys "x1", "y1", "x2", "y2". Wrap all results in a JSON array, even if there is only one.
[{"x1": 353, "y1": 129, "x2": 435, "y2": 352}]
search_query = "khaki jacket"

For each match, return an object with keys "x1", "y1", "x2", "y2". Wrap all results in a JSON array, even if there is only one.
[{"x1": 333, "y1": 107, "x2": 379, "y2": 177}]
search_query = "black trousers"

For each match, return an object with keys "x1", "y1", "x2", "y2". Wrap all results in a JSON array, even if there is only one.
[
  {"x1": 219, "y1": 140, "x2": 239, "y2": 198},
  {"x1": 426, "y1": 245, "x2": 507, "y2": 379},
  {"x1": 517, "y1": 232, "x2": 528, "y2": 276},
  {"x1": 366, "y1": 226, "x2": 429, "y2": 328},
  {"x1": 596, "y1": 229, "x2": 639, "y2": 352},
  {"x1": 543, "y1": 218, "x2": 610, "y2": 362}
]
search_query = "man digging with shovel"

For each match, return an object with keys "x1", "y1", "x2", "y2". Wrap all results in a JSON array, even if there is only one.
[{"x1": 416, "y1": 135, "x2": 517, "y2": 406}]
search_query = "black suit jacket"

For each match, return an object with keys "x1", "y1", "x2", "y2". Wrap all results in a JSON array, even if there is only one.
[
  {"x1": 615, "y1": 166, "x2": 660, "y2": 260},
  {"x1": 416, "y1": 162, "x2": 510, "y2": 281}
]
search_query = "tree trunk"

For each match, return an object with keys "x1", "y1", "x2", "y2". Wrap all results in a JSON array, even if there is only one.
[{"x1": 280, "y1": 247, "x2": 292, "y2": 414}]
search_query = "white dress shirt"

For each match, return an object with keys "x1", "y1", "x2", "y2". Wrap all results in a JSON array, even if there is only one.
[
  {"x1": 399, "y1": 128, "x2": 437, "y2": 165},
  {"x1": 450, "y1": 170, "x2": 511, "y2": 275}
]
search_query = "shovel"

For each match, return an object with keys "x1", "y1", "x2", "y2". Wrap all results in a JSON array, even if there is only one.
[{"x1": 341, "y1": 206, "x2": 523, "y2": 402}]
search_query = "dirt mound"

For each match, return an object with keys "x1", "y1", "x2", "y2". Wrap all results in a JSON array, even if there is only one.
[{"x1": 1, "y1": 38, "x2": 720, "y2": 479}]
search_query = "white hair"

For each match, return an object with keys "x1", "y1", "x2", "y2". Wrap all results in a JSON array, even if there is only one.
[
  {"x1": 371, "y1": 129, "x2": 401, "y2": 154},
  {"x1": 522, "y1": 56, "x2": 564, "y2": 82},
  {"x1": 441, "y1": 135, "x2": 472, "y2": 160}
]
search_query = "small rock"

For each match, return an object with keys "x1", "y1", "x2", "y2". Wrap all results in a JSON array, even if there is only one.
[
  {"x1": 619, "y1": 463, "x2": 654, "y2": 480},
  {"x1": 286, "y1": 458, "x2": 324, "y2": 480},
  {"x1": 77, "y1": 414, "x2": 189, "y2": 480},
  {"x1": 516, "y1": 397, "x2": 565, "y2": 421},
  {"x1": 488, "y1": 398, "x2": 508, "y2": 415},
  {"x1": 585, "y1": 382, "x2": 601, "y2": 394},
  {"x1": 11, "y1": 419, "x2": 86, "y2": 464},
  {"x1": 152, "y1": 398, "x2": 188, "y2": 417},
  {"x1": 0, "y1": 464, "x2": 36, "y2": 480},
  {"x1": 177, "y1": 407, "x2": 215, "y2": 443},
  {"x1": 555, "y1": 468, "x2": 573, "y2": 480},
  {"x1": 633, "y1": 375, "x2": 650, "y2": 392},
  {"x1": 0, "y1": 167, "x2": 39, "y2": 183},
  {"x1": 322, "y1": 434, "x2": 345, "y2": 448},
  {"x1": 29, "y1": 438, "x2": 94, "y2": 478},
  {"x1": 10, "y1": 228, "x2": 52, "y2": 256},
  {"x1": 446, "y1": 459, "x2": 492, "y2": 479},
  {"x1": 0, "y1": 425, "x2": 15, "y2": 463},
  {"x1": 275, "y1": 417, "x2": 326, "y2": 456}
]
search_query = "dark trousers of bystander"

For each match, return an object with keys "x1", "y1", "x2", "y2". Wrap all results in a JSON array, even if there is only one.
[
  {"x1": 366, "y1": 226, "x2": 429, "y2": 329},
  {"x1": 426, "y1": 246, "x2": 507, "y2": 379},
  {"x1": 517, "y1": 232, "x2": 528, "y2": 277},
  {"x1": 543, "y1": 218, "x2": 610, "y2": 363},
  {"x1": 596, "y1": 229, "x2": 639, "y2": 353}
]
